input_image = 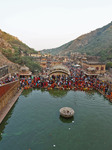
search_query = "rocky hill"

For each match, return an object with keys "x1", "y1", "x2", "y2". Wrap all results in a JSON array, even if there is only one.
[
  {"x1": 0, "y1": 29, "x2": 36, "y2": 54},
  {"x1": 0, "y1": 29, "x2": 40, "y2": 73},
  {"x1": 0, "y1": 52, "x2": 20, "y2": 73},
  {"x1": 42, "y1": 22, "x2": 112, "y2": 61}
]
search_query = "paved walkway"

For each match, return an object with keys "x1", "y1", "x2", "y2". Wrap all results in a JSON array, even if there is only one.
[
  {"x1": 99, "y1": 76, "x2": 112, "y2": 82},
  {"x1": 0, "y1": 89, "x2": 23, "y2": 124}
]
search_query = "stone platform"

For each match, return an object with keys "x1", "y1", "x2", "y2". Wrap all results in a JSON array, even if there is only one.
[{"x1": 59, "y1": 107, "x2": 74, "y2": 118}]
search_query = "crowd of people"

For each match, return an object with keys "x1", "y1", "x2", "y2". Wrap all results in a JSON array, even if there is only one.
[
  {"x1": 0, "y1": 65, "x2": 112, "y2": 101},
  {"x1": 0, "y1": 74, "x2": 19, "y2": 86},
  {"x1": 20, "y1": 66, "x2": 112, "y2": 101}
]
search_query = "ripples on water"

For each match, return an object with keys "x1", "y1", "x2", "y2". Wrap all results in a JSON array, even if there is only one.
[{"x1": 0, "y1": 89, "x2": 112, "y2": 150}]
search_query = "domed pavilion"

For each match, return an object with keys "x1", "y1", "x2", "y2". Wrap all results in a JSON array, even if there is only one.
[
  {"x1": 19, "y1": 65, "x2": 32, "y2": 78},
  {"x1": 48, "y1": 64, "x2": 70, "y2": 77}
]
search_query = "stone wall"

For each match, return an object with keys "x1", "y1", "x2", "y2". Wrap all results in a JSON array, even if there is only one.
[
  {"x1": 0, "y1": 80, "x2": 19, "y2": 111},
  {"x1": 0, "y1": 65, "x2": 8, "y2": 78}
]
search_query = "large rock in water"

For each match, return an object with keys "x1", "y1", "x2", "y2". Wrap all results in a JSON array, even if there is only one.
[{"x1": 59, "y1": 107, "x2": 74, "y2": 118}]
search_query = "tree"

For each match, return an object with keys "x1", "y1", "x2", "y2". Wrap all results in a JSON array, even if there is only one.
[{"x1": 106, "y1": 62, "x2": 112, "y2": 70}]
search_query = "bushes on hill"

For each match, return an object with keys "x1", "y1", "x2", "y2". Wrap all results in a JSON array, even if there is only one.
[
  {"x1": 106, "y1": 62, "x2": 112, "y2": 70},
  {"x1": 2, "y1": 49, "x2": 41, "y2": 73}
]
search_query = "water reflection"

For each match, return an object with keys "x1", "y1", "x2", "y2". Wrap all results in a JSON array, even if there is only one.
[
  {"x1": 1, "y1": 89, "x2": 112, "y2": 150},
  {"x1": 22, "y1": 88, "x2": 69, "y2": 98},
  {"x1": 0, "y1": 103, "x2": 16, "y2": 141},
  {"x1": 21, "y1": 88, "x2": 33, "y2": 97},
  {"x1": 48, "y1": 89, "x2": 68, "y2": 98},
  {"x1": 22, "y1": 88, "x2": 47, "y2": 97},
  {"x1": 84, "y1": 90, "x2": 96, "y2": 95},
  {"x1": 59, "y1": 116, "x2": 74, "y2": 123}
]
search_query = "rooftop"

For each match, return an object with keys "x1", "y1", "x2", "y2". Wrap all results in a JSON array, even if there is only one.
[{"x1": 83, "y1": 61, "x2": 105, "y2": 65}]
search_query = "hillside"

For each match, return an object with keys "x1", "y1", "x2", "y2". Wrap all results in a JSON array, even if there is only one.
[
  {"x1": 0, "y1": 29, "x2": 37, "y2": 55},
  {"x1": 0, "y1": 52, "x2": 20, "y2": 73},
  {"x1": 42, "y1": 22, "x2": 112, "y2": 61},
  {"x1": 0, "y1": 29, "x2": 41, "y2": 73}
]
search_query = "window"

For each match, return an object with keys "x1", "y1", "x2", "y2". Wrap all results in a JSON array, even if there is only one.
[
  {"x1": 101, "y1": 67, "x2": 104, "y2": 70},
  {"x1": 96, "y1": 67, "x2": 99, "y2": 70}
]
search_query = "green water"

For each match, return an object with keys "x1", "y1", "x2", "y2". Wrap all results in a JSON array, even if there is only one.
[{"x1": 0, "y1": 89, "x2": 112, "y2": 150}]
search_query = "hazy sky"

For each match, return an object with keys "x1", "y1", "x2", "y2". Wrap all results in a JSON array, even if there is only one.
[{"x1": 0, "y1": 0, "x2": 112, "y2": 51}]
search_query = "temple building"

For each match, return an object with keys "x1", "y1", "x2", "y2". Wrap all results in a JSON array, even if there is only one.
[
  {"x1": 82, "y1": 61, "x2": 106, "y2": 76},
  {"x1": 19, "y1": 65, "x2": 32, "y2": 78},
  {"x1": 48, "y1": 64, "x2": 70, "y2": 77}
]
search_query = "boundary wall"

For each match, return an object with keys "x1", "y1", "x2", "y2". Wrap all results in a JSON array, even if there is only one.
[{"x1": 0, "y1": 81, "x2": 19, "y2": 111}]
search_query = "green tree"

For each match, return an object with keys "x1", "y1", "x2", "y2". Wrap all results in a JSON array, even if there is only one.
[{"x1": 106, "y1": 62, "x2": 112, "y2": 70}]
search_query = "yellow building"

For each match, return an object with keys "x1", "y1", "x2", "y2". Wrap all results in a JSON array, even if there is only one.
[
  {"x1": 29, "y1": 52, "x2": 42, "y2": 57},
  {"x1": 82, "y1": 61, "x2": 106, "y2": 76},
  {"x1": 40, "y1": 57, "x2": 47, "y2": 68},
  {"x1": 51, "y1": 61, "x2": 62, "y2": 67},
  {"x1": 40, "y1": 61, "x2": 47, "y2": 68}
]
